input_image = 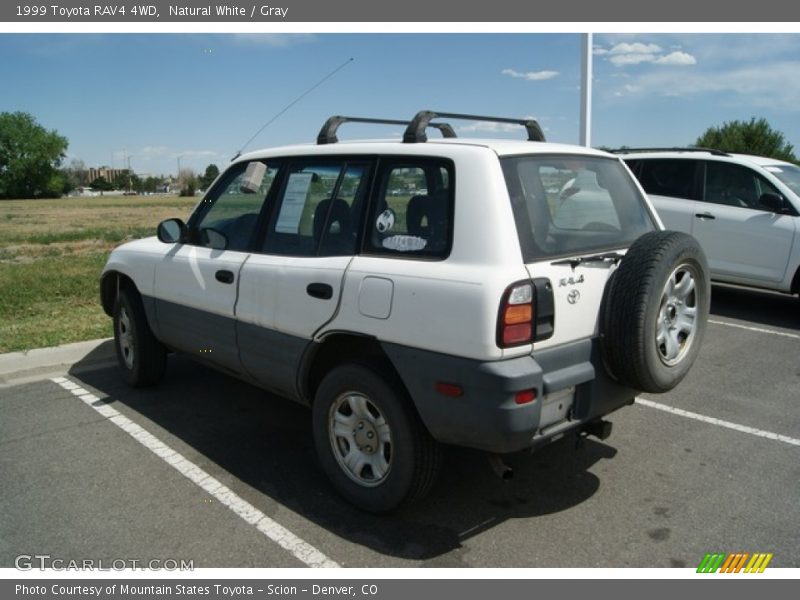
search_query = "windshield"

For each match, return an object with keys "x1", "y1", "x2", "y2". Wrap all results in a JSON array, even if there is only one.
[
  {"x1": 501, "y1": 155, "x2": 656, "y2": 262},
  {"x1": 764, "y1": 164, "x2": 800, "y2": 196}
]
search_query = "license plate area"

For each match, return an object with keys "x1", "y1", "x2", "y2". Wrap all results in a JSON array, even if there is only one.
[{"x1": 539, "y1": 386, "x2": 575, "y2": 430}]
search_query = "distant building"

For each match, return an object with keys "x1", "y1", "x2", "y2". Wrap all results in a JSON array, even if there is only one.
[{"x1": 87, "y1": 166, "x2": 130, "y2": 183}]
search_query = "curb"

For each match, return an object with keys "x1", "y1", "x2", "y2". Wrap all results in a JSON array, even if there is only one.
[{"x1": 0, "y1": 338, "x2": 117, "y2": 387}]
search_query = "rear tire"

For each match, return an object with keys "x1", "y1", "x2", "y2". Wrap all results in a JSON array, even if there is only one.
[
  {"x1": 113, "y1": 287, "x2": 167, "y2": 387},
  {"x1": 312, "y1": 364, "x2": 442, "y2": 513},
  {"x1": 601, "y1": 231, "x2": 710, "y2": 393}
]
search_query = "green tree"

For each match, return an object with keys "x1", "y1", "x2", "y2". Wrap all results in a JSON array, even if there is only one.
[
  {"x1": 200, "y1": 164, "x2": 220, "y2": 190},
  {"x1": 0, "y1": 111, "x2": 69, "y2": 198},
  {"x1": 113, "y1": 171, "x2": 130, "y2": 190},
  {"x1": 695, "y1": 118, "x2": 796, "y2": 162},
  {"x1": 130, "y1": 174, "x2": 144, "y2": 193},
  {"x1": 90, "y1": 176, "x2": 113, "y2": 195},
  {"x1": 112, "y1": 170, "x2": 142, "y2": 193},
  {"x1": 142, "y1": 176, "x2": 163, "y2": 193},
  {"x1": 178, "y1": 168, "x2": 197, "y2": 197},
  {"x1": 58, "y1": 169, "x2": 75, "y2": 195}
]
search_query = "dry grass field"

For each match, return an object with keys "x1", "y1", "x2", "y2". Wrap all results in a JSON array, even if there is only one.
[{"x1": 0, "y1": 195, "x2": 197, "y2": 353}]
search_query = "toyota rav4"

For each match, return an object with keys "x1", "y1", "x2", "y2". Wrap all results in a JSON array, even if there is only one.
[
  {"x1": 100, "y1": 111, "x2": 710, "y2": 512},
  {"x1": 619, "y1": 148, "x2": 800, "y2": 298}
]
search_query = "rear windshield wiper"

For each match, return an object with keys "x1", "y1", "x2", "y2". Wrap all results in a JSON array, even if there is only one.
[{"x1": 551, "y1": 252, "x2": 624, "y2": 269}]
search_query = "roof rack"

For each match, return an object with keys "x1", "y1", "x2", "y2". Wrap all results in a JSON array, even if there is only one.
[
  {"x1": 317, "y1": 116, "x2": 456, "y2": 145},
  {"x1": 608, "y1": 147, "x2": 730, "y2": 157},
  {"x1": 403, "y1": 110, "x2": 546, "y2": 143}
]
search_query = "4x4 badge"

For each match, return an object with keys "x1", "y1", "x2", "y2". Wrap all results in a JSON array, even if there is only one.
[{"x1": 567, "y1": 289, "x2": 581, "y2": 304}]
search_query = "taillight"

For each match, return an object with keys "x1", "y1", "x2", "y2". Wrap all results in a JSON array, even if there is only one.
[{"x1": 497, "y1": 281, "x2": 534, "y2": 348}]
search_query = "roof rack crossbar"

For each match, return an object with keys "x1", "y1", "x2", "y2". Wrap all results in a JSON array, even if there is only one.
[
  {"x1": 317, "y1": 116, "x2": 455, "y2": 145},
  {"x1": 403, "y1": 110, "x2": 546, "y2": 144},
  {"x1": 609, "y1": 147, "x2": 730, "y2": 157}
]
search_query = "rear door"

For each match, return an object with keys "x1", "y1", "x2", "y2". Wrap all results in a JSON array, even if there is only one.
[
  {"x1": 693, "y1": 161, "x2": 794, "y2": 283},
  {"x1": 502, "y1": 155, "x2": 657, "y2": 347},
  {"x1": 627, "y1": 158, "x2": 700, "y2": 234},
  {"x1": 235, "y1": 159, "x2": 372, "y2": 397}
]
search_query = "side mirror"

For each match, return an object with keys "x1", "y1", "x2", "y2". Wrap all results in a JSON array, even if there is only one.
[
  {"x1": 200, "y1": 227, "x2": 228, "y2": 251},
  {"x1": 157, "y1": 218, "x2": 187, "y2": 244},
  {"x1": 758, "y1": 193, "x2": 787, "y2": 214}
]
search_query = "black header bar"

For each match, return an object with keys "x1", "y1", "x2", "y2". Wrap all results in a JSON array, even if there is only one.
[{"x1": 2, "y1": 0, "x2": 800, "y2": 22}]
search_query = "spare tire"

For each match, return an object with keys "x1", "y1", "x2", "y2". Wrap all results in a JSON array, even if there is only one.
[{"x1": 601, "y1": 231, "x2": 710, "y2": 393}]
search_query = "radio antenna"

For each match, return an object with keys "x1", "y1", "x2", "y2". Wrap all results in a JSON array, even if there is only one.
[{"x1": 232, "y1": 57, "x2": 355, "y2": 160}]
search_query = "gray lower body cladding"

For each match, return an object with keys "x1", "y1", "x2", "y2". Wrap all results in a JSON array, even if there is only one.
[
  {"x1": 383, "y1": 339, "x2": 635, "y2": 454},
  {"x1": 144, "y1": 295, "x2": 634, "y2": 454}
]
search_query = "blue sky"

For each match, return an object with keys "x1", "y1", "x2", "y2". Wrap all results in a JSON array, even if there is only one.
[{"x1": 1, "y1": 33, "x2": 798, "y2": 176}]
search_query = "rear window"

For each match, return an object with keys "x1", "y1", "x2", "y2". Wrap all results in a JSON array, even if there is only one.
[{"x1": 501, "y1": 155, "x2": 656, "y2": 261}]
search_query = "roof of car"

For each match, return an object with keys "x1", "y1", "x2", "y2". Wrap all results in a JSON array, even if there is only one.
[
  {"x1": 728, "y1": 153, "x2": 797, "y2": 168},
  {"x1": 615, "y1": 148, "x2": 796, "y2": 169},
  {"x1": 236, "y1": 137, "x2": 615, "y2": 162}
]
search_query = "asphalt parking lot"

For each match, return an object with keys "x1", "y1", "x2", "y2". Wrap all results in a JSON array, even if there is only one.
[{"x1": 1, "y1": 284, "x2": 798, "y2": 569}]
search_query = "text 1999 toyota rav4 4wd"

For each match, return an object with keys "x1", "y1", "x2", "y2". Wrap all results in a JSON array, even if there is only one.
[{"x1": 101, "y1": 111, "x2": 710, "y2": 512}]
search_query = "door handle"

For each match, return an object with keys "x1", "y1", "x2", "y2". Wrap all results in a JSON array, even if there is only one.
[
  {"x1": 307, "y1": 282, "x2": 334, "y2": 300},
  {"x1": 695, "y1": 212, "x2": 716, "y2": 220},
  {"x1": 215, "y1": 270, "x2": 235, "y2": 284}
]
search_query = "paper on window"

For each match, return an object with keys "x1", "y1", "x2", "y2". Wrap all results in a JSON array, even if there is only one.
[
  {"x1": 276, "y1": 172, "x2": 313, "y2": 233},
  {"x1": 240, "y1": 161, "x2": 267, "y2": 193}
]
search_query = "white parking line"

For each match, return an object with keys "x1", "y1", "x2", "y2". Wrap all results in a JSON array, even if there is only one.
[
  {"x1": 709, "y1": 319, "x2": 800, "y2": 341},
  {"x1": 50, "y1": 376, "x2": 340, "y2": 569},
  {"x1": 635, "y1": 397, "x2": 800, "y2": 448}
]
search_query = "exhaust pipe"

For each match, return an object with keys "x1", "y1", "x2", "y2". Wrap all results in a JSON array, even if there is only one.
[{"x1": 488, "y1": 454, "x2": 513, "y2": 480}]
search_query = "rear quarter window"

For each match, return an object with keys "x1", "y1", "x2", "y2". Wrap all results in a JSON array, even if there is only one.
[
  {"x1": 364, "y1": 159, "x2": 454, "y2": 259},
  {"x1": 633, "y1": 159, "x2": 698, "y2": 200},
  {"x1": 501, "y1": 155, "x2": 656, "y2": 261}
]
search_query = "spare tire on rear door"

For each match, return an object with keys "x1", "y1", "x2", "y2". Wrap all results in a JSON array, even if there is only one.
[{"x1": 601, "y1": 230, "x2": 710, "y2": 393}]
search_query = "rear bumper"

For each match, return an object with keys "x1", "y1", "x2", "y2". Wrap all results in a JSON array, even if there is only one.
[{"x1": 383, "y1": 338, "x2": 635, "y2": 453}]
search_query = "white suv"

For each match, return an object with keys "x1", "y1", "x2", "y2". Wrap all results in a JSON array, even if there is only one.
[
  {"x1": 101, "y1": 111, "x2": 710, "y2": 512},
  {"x1": 620, "y1": 149, "x2": 800, "y2": 297}
]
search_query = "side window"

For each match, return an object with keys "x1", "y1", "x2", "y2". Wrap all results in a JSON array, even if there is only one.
[
  {"x1": 637, "y1": 159, "x2": 697, "y2": 200},
  {"x1": 262, "y1": 161, "x2": 368, "y2": 257},
  {"x1": 703, "y1": 162, "x2": 762, "y2": 209},
  {"x1": 366, "y1": 160, "x2": 453, "y2": 258},
  {"x1": 194, "y1": 161, "x2": 277, "y2": 251}
]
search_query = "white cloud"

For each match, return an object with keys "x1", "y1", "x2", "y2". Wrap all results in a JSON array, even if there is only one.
[
  {"x1": 139, "y1": 146, "x2": 170, "y2": 158},
  {"x1": 502, "y1": 68, "x2": 559, "y2": 81},
  {"x1": 178, "y1": 150, "x2": 220, "y2": 158},
  {"x1": 655, "y1": 51, "x2": 697, "y2": 66},
  {"x1": 606, "y1": 60, "x2": 800, "y2": 111},
  {"x1": 608, "y1": 42, "x2": 662, "y2": 55},
  {"x1": 596, "y1": 41, "x2": 696, "y2": 68},
  {"x1": 459, "y1": 117, "x2": 540, "y2": 134},
  {"x1": 610, "y1": 53, "x2": 659, "y2": 66}
]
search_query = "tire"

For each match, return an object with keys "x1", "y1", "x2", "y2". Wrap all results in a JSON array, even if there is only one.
[
  {"x1": 601, "y1": 231, "x2": 710, "y2": 393},
  {"x1": 312, "y1": 364, "x2": 442, "y2": 513},
  {"x1": 113, "y1": 287, "x2": 167, "y2": 387}
]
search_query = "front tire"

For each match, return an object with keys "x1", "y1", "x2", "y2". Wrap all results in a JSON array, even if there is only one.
[
  {"x1": 312, "y1": 364, "x2": 442, "y2": 513},
  {"x1": 113, "y1": 287, "x2": 167, "y2": 387}
]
